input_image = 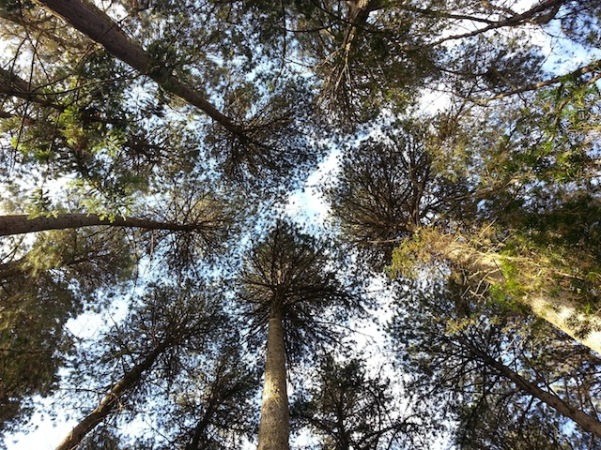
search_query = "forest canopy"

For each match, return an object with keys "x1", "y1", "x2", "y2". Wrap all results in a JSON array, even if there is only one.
[{"x1": 1, "y1": 0, "x2": 600, "y2": 449}]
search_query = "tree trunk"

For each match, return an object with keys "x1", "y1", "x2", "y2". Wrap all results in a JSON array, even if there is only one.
[
  {"x1": 185, "y1": 401, "x2": 216, "y2": 450},
  {"x1": 0, "y1": 67, "x2": 63, "y2": 110},
  {"x1": 0, "y1": 213, "x2": 201, "y2": 236},
  {"x1": 471, "y1": 344, "x2": 601, "y2": 438},
  {"x1": 55, "y1": 341, "x2": 169, "y2": 450},
  {"x1": 257, "y1": 312, "x2": 290, "y2": 450},
  {"x1": 527, "y1": 293, "x2": 601, "y2": 357},
  {"x1": 444, "y1": 240, "x2": 601, "y2": 356},
  {"x1": 184, "y1": 358, "x2": 225, "y2": 450},
  {"x1": 37, "y1": 0, "x2": 243, "y2": 136}
]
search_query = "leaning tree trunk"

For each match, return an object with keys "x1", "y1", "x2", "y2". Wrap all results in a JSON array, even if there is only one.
[
  {"x1": 55, "y1": 341, "x2": 169, "y2": 450},
  {"x1": 527, "y1": 293, "x2": 601, "y2": 357},
  {"x1": 443, "y1": 240, "x2": 601, "y2": 356},
  {"x1": 0, "y1": 213, "x2": 202, "y2": 236},
  {"x1": 38, "y1": 0, "x2": 244, "y2": 136},
  {"x1": 0, "y1": 67, "x2": 64, "y2": 109},
  {"x1": 257, "y1": 311, "x2": 290, "y2": 450},
  {"x1": 470, "y1": 343, "x2": 601, "y2": 438}
]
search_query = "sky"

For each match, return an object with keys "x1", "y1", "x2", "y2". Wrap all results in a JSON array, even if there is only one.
[
  {"x1": 3, "y1": 145, "x2": 341, "y2": 449},
  {"x1": 3, "y1": 0, "x2": 600, "y2": 448}
]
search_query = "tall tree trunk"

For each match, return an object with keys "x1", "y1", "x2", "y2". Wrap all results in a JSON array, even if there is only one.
[
  {"x1": 37, "y1": 0, "x2": 244, "y2": 136},
  {"x1": 527, "y1": 293, "x2": 601, "y2": 357},
  {"x1": 444, "y1": 241, "x2": 601, "y2": 356},
  {"x1": 55, "y1": 341, "x2": 169, "y2": 450},
  {"x1": 257, "y1": 312, "x2": 290, "y2": 450},
  {"x1": 0, "y1": 213, "x2": 202, "y2": 236},
  {"x1": 470, "y1": 343, "x2": 601, "y2": 438}
]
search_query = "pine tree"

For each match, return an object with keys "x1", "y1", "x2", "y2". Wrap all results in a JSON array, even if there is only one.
[
  {"x1": 1, "y1": 0, "x2": 601, "y2": 447},
  {"x1": 238, "y1": 221, "x2": 357, "y2": 450}
]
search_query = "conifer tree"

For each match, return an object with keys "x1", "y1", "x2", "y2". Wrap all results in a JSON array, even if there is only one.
[
  {"x1": 1, "y1": 0, "x2": 601, "y2": 447},
  {"x1": 238, "y1": 221, "x2": 356, "y2": 450}
]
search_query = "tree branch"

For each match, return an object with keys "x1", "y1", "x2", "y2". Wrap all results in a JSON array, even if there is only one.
[
  {"x1": 37, "y1": 0, "x2": 245, "y2": 136},
  {"x1": 0, "y1": 213, "x2": 208, "y2": 236}
]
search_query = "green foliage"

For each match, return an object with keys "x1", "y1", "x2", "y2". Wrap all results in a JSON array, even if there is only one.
[
  {"x1": 0, "y1": 228, "x2": 134, "y2": 434},
  {"x1": 390, "y1": 281, "x2": 601, "y2": 449},
  {"x1": 2, "y1": 0, "x2": 601, "y2": 447},
  {"x1": 238, "y1": 220, "x2": 358, "y2": 361},
  {"x1": 292, "y1": 355, "x2": 416, "y2": 450}
]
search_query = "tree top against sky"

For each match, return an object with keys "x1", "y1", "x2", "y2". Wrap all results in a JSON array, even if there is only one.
[{"x1": 1, "y1": 0, "x2": 601, "y2": 448}]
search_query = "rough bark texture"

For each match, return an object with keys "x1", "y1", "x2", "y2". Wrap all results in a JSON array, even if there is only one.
[
  {"x1": 0, "y1": 213, "x2": 200, "y2": 236},
  {"x1": 257, "y1": 313, "x2": 290, "y2": 450},
  {"x1": 471, "y1": 345, "x2": 601, "y2": 438},
  {"x1": 55, "y1": 342, "x2": 168, "y2": 450},
  {"x1": 38, "y1": 0, "x2": 243, "y2": 135}
]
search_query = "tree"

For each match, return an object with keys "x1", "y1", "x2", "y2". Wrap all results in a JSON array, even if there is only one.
[
  {"x1": 56, "y1": 335, "x2": 175, "y2": 450},
  {"x1": 0, "y1": 29, "x2": 170, "y2": 194},
  {"x1": 4, "y1": 0, "x2": 324, "y2": 191},
  {"x1": 325, "y1": 114, "x2": 601, "y2": 353},
  {"x1": 0, "y1": 225, "x2": 135, "y2": 437},
  {"x1": 292, "y1": 355, "x2": 420, "y2": 450},
  {"x1": 325, "y1": 120, "x2": 471, "y2": 269},
  {"x1": 390, "y1": 278, "x2": 601, "y2": 446},
  {"x1": 237, "y1": 221, "x2": 357, "y2": 450},
  {"x1": 1, "y1": 0, "x2": 601, "y2": 447},
  {"x1": 391, "y1": 84, "x2": 601, "y2": 353},
  {"x1": 0, "y1": 212, "x2": 223, "y2": 236},
  {"x1": 55, "y1": 281, "x2": 244, "y2": 450},
  {"x1": 214, "y1": 0, "x2": 601, "y2": 125},
  {"x1": 158, "y1": 346, "x2": 258, "y2": 450},
  {"x1": 0, "y1": 182, "x2": 233, "y2": 435},
  {"x1": 37, "y1": 0, "x2": 242, "y2": 135}
]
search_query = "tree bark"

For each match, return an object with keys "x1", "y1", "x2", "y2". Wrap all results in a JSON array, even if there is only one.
[
  {"x1": 37, "y1": 0, "x2": 244, "y2": 136},
  {"x1": 185, "y1": 398, "x2": 217, "y2": 450},
  {"x1": 0, "y1": 67, "x2": 63, "y2": 110},
  {"x1": 184, "y1": 357, "x2": 226, "y2": 450},
  {"x1": 0, "y1": 213, "x2": 202, "y2": 236},
  {"x1": 527, "y1": 294, "x2": 601, "y2": 358},
  {"x1": 470, "y1": 344, "x2": 601, "y2": 438},
  {"x1": 257, "y1": 312, "x2": 290, "y2": 450},
  {"x1": 55, "y1": 341, "x2": 169, "y2": 450},
  {"x1": 443, "y1": 241, "x2": 601, "y2": 356}
]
